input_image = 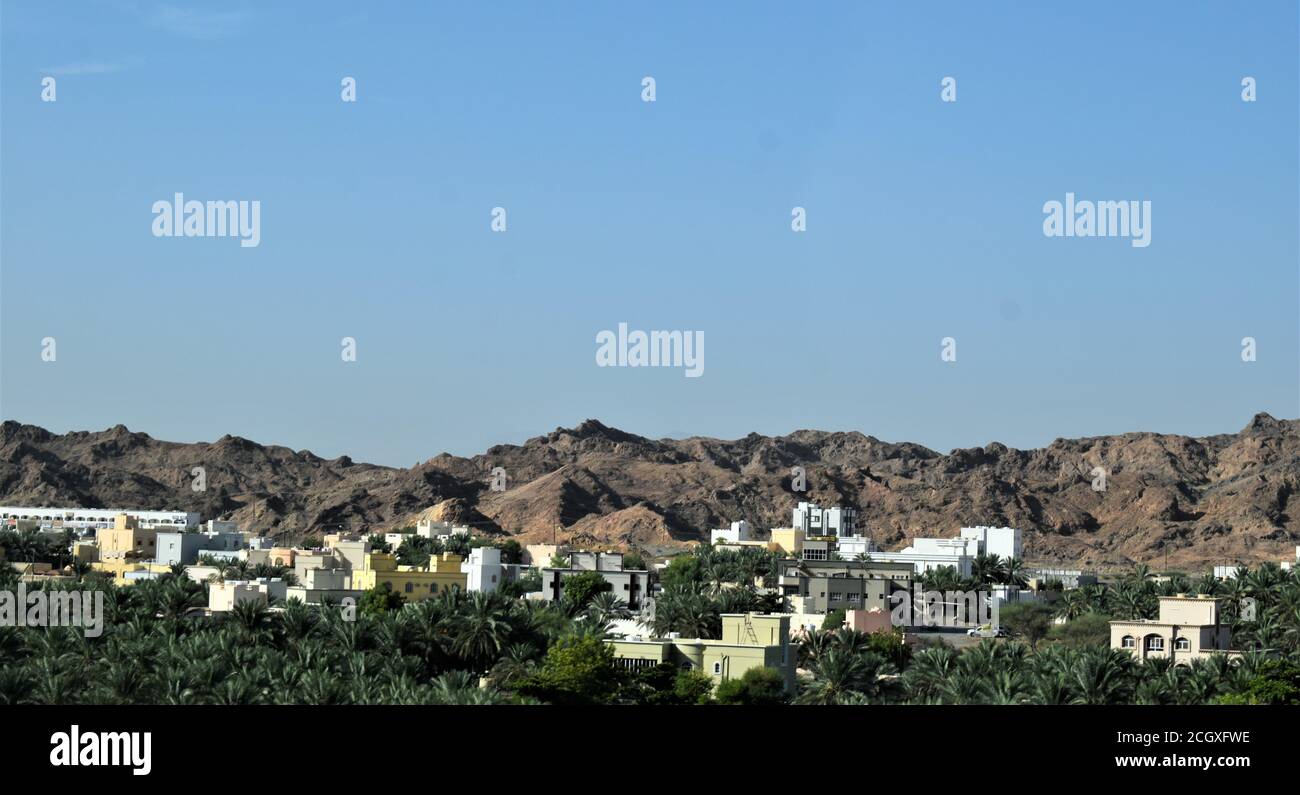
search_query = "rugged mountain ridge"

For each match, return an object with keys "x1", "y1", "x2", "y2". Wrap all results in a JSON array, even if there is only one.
[{"x1": 1, "y1": 415, "x2": 1297, "y2": 570}]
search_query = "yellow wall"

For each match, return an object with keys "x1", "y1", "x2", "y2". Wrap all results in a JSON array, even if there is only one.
[
  {"x1": 99, "y1": 514, "x2": 157, "y2": 558},
  {"x1": 768, "y1": 528, "x2": 805, "y2": 556},
  {"x1": 92, "y1": 558, "x2": 148, "y2": 581},
  {"x1": 607, "y1": 613, "x2": 795, "y2": 692},
  {"x1": 353, "y1": 551, "x2": 466, "y2": 602}
]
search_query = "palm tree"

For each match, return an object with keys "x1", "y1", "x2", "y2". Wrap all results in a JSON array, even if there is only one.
[
  {"x1": 796, "y1": 648, "x2": 893, "y2": 705},
  {"x1": 1001, "y1": 557, "x2": 1028, "y2": 588},
  {"x1": 972, "y1": 554, "x2": 1005, "y2": 585},
  {"x1": 586, "y1": 591, "x2": 632, "y2": 627},
  {"x1": 449, "y1": 592, "x2": 515, "y2": 672},
  {"x1": 1067, "y1": 647, "x2": 1134, "y2": 705}
]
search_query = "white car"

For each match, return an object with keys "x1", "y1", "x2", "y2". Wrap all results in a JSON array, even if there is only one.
[{"x1": 966, "y1": 626, "x2": 1009, "y2": 638}]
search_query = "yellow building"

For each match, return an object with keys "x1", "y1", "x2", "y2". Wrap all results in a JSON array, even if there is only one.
[
  {"x1": 607, "y1": 613, "x2": 795, "y2": 692},
  {"x1": 98, "y1": 514, "x2": 158, "y2": 559},
  {"x1": 350, "y1": 551, "x2": 466, "y2": 602},
  {"x1": 767, "y1": 528, "x2": 806, "y2": 557},
  {"x1": 90, "y1": 559, "x2": 175, "y2": 584},
  {"x1": 72, "y1": 541, "x2": 99, "y2": 563}
]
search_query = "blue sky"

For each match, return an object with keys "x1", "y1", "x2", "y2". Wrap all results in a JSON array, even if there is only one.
[{"x1": 2, "y1": 1, "x2": 1296, "y2": 466}]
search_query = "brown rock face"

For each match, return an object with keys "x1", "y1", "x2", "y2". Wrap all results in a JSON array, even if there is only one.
[{"x1": 1, "y1": 414, "x2": 1296, "y2": 570}]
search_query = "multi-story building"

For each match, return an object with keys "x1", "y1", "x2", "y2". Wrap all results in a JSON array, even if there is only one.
[
  {"x1": 330, "y1": 539, "x2": 371, "y2": 572},
  {"x1": 0, "y1": 506, "x2": 200, "y2": 531},
  {"x1": 97, "y1": 514, "x2": 158, "y2": 560},
  {"x1": 155, "y1": 529, "x2": 244, "y2": 566},
  {"x1": 606, "y1": 613, "x2": 796, "y2": 692},
  {"x1": 350, "y1": 551, "x2": 467, "y2": 602},
  {"x1": 1110, "y1": 595, "x2": 1238, "y2": 663},
  {"x1": 835, "y1": 526, "x2": 1023, "y2": 576},
  {"x1": 540, "y1": 551, "x2": 651, "y2": 610},
  {"x1": 792, "y1": 502, "x2": 855, "y2": 538},
  {"x1": 959, "y1": 526, "x2": 1022, "y2": 561},
  {"x1": 776, "y1": 558, "x2": 914, "y2": 614},
  {"x1": 462, "y1": 546, "x2": 504, "y2": 592},
  {"x1": 285, "y1": 568, "x2": 360, "y2": 605}
]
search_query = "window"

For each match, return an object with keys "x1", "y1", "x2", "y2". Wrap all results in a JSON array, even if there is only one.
[
  {"x1": 712, "y1": 662, "x2": 722, "y2": 675},
  {"x1": 1121, "y1": 636, "x2": 1136, "y2": 648},
  {"x1": 1175, "y1": 638, "x2": 1190, "y2": 651},
  {"x1": 404, "y1": 583, "x2": 413, "y2": 593},
  {"x1": 1146, "y1": 636, "x2": 1164, "y2": 652}
]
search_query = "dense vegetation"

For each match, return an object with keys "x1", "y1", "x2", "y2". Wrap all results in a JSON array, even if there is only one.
[{"x1": 3, "y1": 528, "x2": 1298, "y2": 704}]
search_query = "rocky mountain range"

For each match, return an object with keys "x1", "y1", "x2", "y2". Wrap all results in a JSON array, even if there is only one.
[{"x1": 1, "y1": 414, "x2": 1297, "y2": 571}]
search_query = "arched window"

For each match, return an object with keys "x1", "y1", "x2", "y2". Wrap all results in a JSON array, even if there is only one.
[
  {"x1": 1175, "y1": 638, "x2": 1190, "y2": 651},
  {"x1": 1121, "y1": 635, "x2": 1136, "y2": 649},
  {"x1": 1145, "y1": 635, "x2": 1164, "y2": 652}
]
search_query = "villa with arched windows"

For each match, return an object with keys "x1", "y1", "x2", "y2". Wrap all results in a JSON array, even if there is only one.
[{"x1": 1110, "y1": 595, "x2": 1239, "y2": 664}]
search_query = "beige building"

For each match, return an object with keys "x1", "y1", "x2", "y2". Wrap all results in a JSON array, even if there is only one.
[
  {"x1": 331, "y1": 539, "x2": 371, "y2": 572},
  {"x1": 285, "y1": 567, "x2": 361, "y2": 605},
  {"x1": 98, "y1": 514, "x2": 158, "y2": 559},
  {"x1": 1110, "y1": 595, "x2": 1238, "y2": 663},
  {"x1": 606, "y1": 613, "x2": 796, "y2": 692},
  {"x1": 209, "y1": 580, "x2": 271, "y2": 612},
  {"x1": 525, "y1": 543, "x2": 570, "y2": 567},
  {"x1": 293, "y1": 550, "x2": 336, "y2": 582},
  {"x1": 767, "y1": 528, "x2": 806, "y2": 557}
]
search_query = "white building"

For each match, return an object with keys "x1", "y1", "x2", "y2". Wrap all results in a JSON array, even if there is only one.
[
  {"x1": 202, "y1": 519, "x2": 240, "y2": 534},
  {"x1": 792, "y1": 502, "x2": 856, "y2": 538},
  {"x1": 837, "y1": 536, "x2": 876, "y2": 559},
  {"x1": 0, "y1": 506, "x2": 201, "y2": 531},
  {"x1": 862, "y1": 548, "x2": 974, "y2": 576},
  {"x1": 1213, "y1": 565, "x2": 1246, "y2": 580},
  {"x1": 959, "y1": 526, "x2": 1023, "y2": 561},
  {"x1": 416, "y1": 520, "x2": 470, "y2": 540},
  {"x1": 854, "y1": 527, "x2": 1022, "y2": 576},
  {"x1": 462, "y1": 546, "x2": 504, "y2": 593},
  {"x1": 710, "y1": 520, "x2": 751, "y2": 545}
]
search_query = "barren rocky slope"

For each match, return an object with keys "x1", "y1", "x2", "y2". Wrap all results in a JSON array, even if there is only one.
[{"x1": 1, "y1": 414, "x2": 1296, "y2": 570}]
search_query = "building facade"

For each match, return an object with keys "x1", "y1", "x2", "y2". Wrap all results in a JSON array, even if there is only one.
[
  {"x1": 0, "y1": 506, "x2": 200, "y2": 531},
  {"x1": 1110, "y1": 596, "x2": 1238, "y2": 664},
  {"x1": 792, "y1": 502, "x2": 856, "y2": 538},
  {"x1": 606, "y1": 613, "x2": 796, "y2": 692},
  {"x1": 540, "y1": 552, "x2": 651, "y2": 610}
]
